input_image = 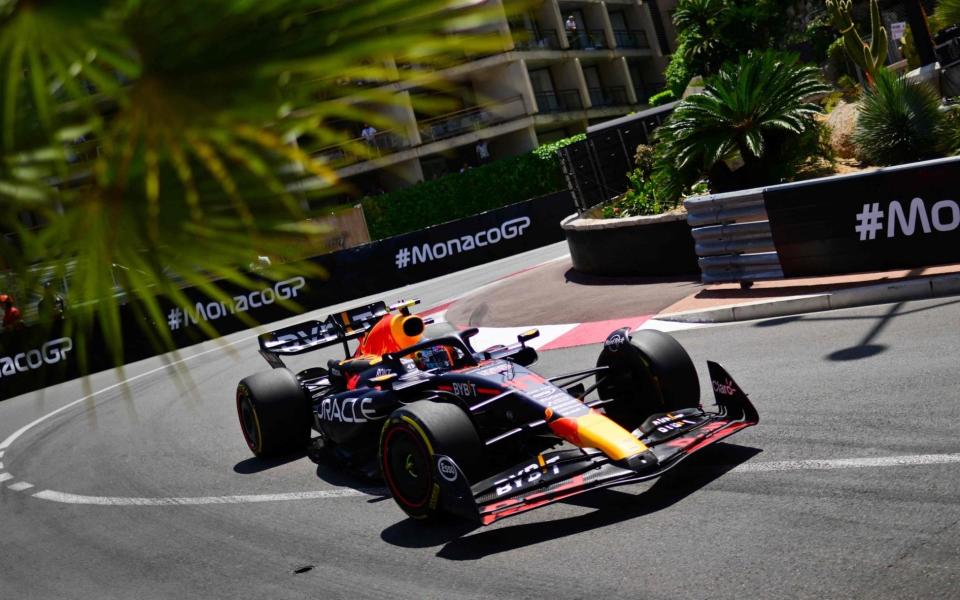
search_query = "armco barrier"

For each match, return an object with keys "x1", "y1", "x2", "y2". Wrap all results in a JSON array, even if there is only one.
[
  {"x1": 684, "y1": 188, "x2": 782, "y2": 284},
  {"x1": 0, "y1": 191, "x2": 574, "y2": 401},
  {"x1": 685, "y1": 156, "x2": 960, "y2": 284}
]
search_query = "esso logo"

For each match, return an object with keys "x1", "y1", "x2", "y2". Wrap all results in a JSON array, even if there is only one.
[{"x1": 437, "y1": 456, "x2": 458, "y2": 482}]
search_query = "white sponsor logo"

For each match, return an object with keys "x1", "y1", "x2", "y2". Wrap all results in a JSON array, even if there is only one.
[
  {"x1": 276, "y1": 322, "x2": 328, "y2": 348},
  {"x1": 604, "y1": 331, "x2": 628, "y2": 351},
  {"x1": 437, "y1": 456, "x2": 458, "y2": 482},
  {"x1": 451, "y1": 382, "x2": 477, "y2": 397},
  {"x1": 168, "y1": 277, "x2": 306, "y2": 331},
  {"x1": 318, "y1": 397, "x2": 380, "y2": 424},
  {"x1": 712, "y1": 378, "x2": 737, "y2": 396},
  {"x1": 649, "y1": 413, "x2": 698, "y2": 433},
  {"x1": 855, "y1": 197, "x2": 960, "y2": 241},
  {"x1": 0, "y1": 337, "x2": 73, "y2": 378},
  {"x1": 494, "y1": 455, "x2": 561, "y2": 497},
  {"x1": 394, "y1": 217, "x2": 531, "y2": 269}
]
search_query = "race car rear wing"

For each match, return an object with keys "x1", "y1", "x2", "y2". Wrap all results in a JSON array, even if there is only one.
[{"x1": 257, "y1": 299, "x2": 418, "y2": 368}]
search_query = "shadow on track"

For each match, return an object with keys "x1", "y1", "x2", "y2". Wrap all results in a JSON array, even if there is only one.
[
  {"x1": 751, "y1": 298, "x2": 960, "y2": 362},
  {"x1": 313, "y1": 462, "x2": 390, "y2": 502},
  {"x1": 233, "y1": 451, "x2": 306, "y2": 474},
  {"x1": 380, "y1": 443, "x2": 761, "y2": 559},
  {"x1": 562, "y1": 270, "x2": 699, "y2": 288}
]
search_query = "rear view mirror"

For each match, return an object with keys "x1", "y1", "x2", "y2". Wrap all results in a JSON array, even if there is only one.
[{"x1": 517, "y1": 329, "x2": 540, "y2": 345}]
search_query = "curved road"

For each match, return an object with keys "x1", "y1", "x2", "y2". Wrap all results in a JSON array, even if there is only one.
[{"x1": 2, "y1": 244, "x2": 960, "y2": 599}]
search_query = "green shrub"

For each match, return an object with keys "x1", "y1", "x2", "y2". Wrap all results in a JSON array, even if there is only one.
[
  {"x1": 826, "y1": 36, "x2": 851, "y2": 81},
  {"x1": 852, "y1": 69, "x2": 947, "y2": 166},
  {"x1": 656, "y1": 50, "x2": 829, "y2": 193},
  {"x1": 633, "y1": 144, "x2": 657, "y2": 177},
  {"x1": 361, "y1": 134, "x2": 584, "y2": 239},
  {"x1": 602, "y1": 171, "x2": 663, "y2": 218},
  {"x1": 601, "y1": 143, "x2": 697, "y2": 218},
  {"x1": 649, "y1": 90, "x2": 676, "y2": 106},
  {"x1": 664, "y1": 40, "x2": 693, "y2": 97},
  {"x1": 931, "y1": 0, "x2": 960, "y2": 32},
  {"x1": 665, "y1": 0, "x2": 804, "y2": 96}
]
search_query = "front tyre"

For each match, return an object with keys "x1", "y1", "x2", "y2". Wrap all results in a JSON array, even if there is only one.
[
  {"x1": 236, "y1": 369, "x2": 310, "y2": 458},
  {"x1": 379, "y1": 401, "x2": 480, "y2": 522},
  {"x1": 596, "y1": 329, "x2": 700, "y2": 431}
]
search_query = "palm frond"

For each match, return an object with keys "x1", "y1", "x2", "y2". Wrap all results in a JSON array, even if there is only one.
[
  {"x1": 1, "y1": 0, "x2": 521, "y2": 368},
  {"x1": 657, "y1": 49, "x2": 829, "y2": 190}
]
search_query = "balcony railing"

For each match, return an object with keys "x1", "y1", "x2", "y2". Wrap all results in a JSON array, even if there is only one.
[
  {"x1": 588, "y1": 86, "x2": 629, "y2": 107},
  {"x1": 567, "y1": 30, "x2": 608, "y2": 50},
  {"x1": 314, "y1": 129, "x2": 408, "y2": 165},
  {"x1": 513, "y1": 29, "x2": 561, "y2": 50},
  {"x1": 535, "y1": 89, "x2": 583, "y2": 113},
  {"x1": 613, "y1": 29, "x2": 650, "y2": 49},
  {"x1": 418, "y1": 95, "x2": 526, "y2": 144}
]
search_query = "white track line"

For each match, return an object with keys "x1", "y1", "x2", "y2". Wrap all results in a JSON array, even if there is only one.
[
  {"x1": 8, "y1": 482, "x2": 34, "y2": 492},
  {"x1": 730, "y1": 453, "x2": 960, "y2": 473},
  {"x1": 32, "y1": 488, "x2": 385, "y2": 506},
  {"x1": 0, "y1": 259, "x2": 576, "y2": 504},
  {"x1": 0, "y1": 342, "x2": 247, "y2": 454},
  {"x1": 22, "y1": 452, "x2": 960, "y2": 506}
]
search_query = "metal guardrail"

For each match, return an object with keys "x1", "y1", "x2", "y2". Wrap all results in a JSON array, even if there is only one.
[
  {"x1": 514, "y1": 29, "x2": 561, "y2": 50},
  {"x1": 684, "y1": 189, "x2": 784, "y2": 284},
  {"x1": 557, "y1": 102, "x2": 677, "y2": 213},
  {"x1": 568, "y1": 30, "x2": 607, "y2": 50}
]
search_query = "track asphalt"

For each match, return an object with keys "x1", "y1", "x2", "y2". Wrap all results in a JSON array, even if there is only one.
[
  {"x1": 4, "y1": 241, "x2": 960, "y2": 598},
  {"x1": 445, "y1": 255, "x2": 960, "y2": 346}
]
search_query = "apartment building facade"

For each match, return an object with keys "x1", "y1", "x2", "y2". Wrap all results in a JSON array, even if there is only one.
[{"x1": 315, "y1": 0, "x2": 679, "y2": 199}]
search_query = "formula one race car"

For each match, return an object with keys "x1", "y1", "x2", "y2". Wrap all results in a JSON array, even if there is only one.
[{"x1": 236, "y1": 299, "x2": 758, "y2": 525}]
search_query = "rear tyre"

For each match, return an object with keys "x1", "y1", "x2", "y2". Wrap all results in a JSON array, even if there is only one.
[
  {"x1": 379, "y1": 401, "x2": 481, "y2": 522},
  {"x1": 236, "y1": 369, "x2": 310, "y2": 457},
  {"x1": 596, "y1": 330, "x2": 700, "y2": 431}
]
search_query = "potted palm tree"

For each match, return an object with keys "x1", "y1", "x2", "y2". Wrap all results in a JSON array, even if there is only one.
[{"x1": 564, "y1": 50, "x2": 830, "y2": 276}]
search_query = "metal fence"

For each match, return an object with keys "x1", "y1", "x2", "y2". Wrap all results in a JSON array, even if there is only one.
[
  {"x1": 557, "y1": 102, "x2": 677, "y2": 212},
  {"x1": 684, "y1": 189, "x2": 783, "y2": 284}
]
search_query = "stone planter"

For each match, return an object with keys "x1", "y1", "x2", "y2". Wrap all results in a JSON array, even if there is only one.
[{"x1": 561, "y1": 211, "x2": 700, "y2": 276}]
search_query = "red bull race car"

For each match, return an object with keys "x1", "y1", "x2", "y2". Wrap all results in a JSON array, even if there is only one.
[{"x1": 236, "y1": 299, "x2": 759, "y2": 525}]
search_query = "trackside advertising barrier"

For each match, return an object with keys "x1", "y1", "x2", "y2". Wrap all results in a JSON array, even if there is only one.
[
  {"x1": 687, "y1": 157, "x2": 960, "y2": 283},
  {"x1": 764, "y1": 157, "x2": 960, "y2": 277},
  {"x1": 0, "y1": 191, "x2": 574, "y2": 401}
]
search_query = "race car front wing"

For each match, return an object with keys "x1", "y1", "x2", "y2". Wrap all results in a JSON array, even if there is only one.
[{"x1": 432, "y1": 361, "x2": 759, "y2": 525}]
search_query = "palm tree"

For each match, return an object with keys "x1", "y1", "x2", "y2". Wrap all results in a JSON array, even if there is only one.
[
  {"x1": 672, "y1": 0, "x2": 724, "y2": 73},
  {"x1": 656, "y1": 50, "x2": 829, "y2": 193},
  {"x1": 931, "y1": 0, "x2": 960, "y2": 31},
  {"x1": 852, "y1": 67, "x2": 948, "y2": 166},
  {"x1": 0, "y1": 0, "x2": 510, "y2": 366}
]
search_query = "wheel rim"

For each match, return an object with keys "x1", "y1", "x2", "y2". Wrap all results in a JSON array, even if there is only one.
[
  {"x1": 236, "y1": 387, "x2": 261, "y2": 452},
  {"x1": 382, "y1": 425, "x2": 432, "y2": 509}
]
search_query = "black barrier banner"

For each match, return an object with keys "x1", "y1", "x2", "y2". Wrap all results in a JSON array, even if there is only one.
[
  {"x1": 764, "y1": 158, "x2": 960, "y2": 278},
  {"x1": 0, "y1": 191, "x2": 574, "y2": 401},
  {"x1": 157, "y1": 190, "x2": 574, "y2": 344}
]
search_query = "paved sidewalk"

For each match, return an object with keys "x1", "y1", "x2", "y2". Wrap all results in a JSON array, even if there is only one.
[{"x1": 444, "y1": 257, "x2": 960, "y2": 329}]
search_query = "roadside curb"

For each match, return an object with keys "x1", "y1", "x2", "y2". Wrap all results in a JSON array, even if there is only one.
[{"x1": 657, "y1": 272, "x2": 960, "y2": 323}]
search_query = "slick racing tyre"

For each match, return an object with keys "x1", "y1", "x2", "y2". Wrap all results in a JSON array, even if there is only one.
[
  {"x1": 379, "y1": 401, "x2": 481, "y2": 522},
  {"x1": 596, "y1": 330, "x2": 700, "y2": 431},
  {"x1": 236, "y1": 369, "x2": 311, "y2": 458}
]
